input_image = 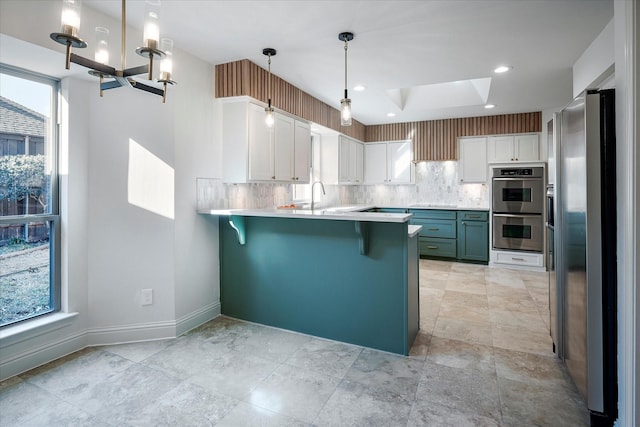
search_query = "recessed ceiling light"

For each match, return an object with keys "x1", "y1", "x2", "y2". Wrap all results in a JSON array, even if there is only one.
[
  {"x1": 484, "y1": 104, "x2": 495, "y2": 109},
  {"x1": 353, "y1": 84, "x2": 366, "y2": 91},
  {"x1": 494, "y1": 65, "x2": 513, "y2": 74},
  {"x1": 387, "y1": 112, "x2": 396, "y2": 117}
]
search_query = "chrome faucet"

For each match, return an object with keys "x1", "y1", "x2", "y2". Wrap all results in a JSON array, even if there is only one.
[{"x1": 311, "y1": 181, "x2": 326, "y2": 211}]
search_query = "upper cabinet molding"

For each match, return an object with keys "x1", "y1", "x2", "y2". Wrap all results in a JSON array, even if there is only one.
[{"x1": 215, "y1": 59, "x2": 366, "y2": 141}]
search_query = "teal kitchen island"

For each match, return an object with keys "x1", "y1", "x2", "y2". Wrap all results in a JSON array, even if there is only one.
[{"x1": 202, "y1": 207, "x2": 421, "y2": 355}]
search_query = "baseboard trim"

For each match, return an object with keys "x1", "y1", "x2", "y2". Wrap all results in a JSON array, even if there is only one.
[
  {"x1": 176, "y1": 302, "x2": 221, "y2": 336},
  {"x1": 0, "y1": 303, "x2": 221, "y2": 381},
  {"x1": 0, "y1": 330, "x2": 87, "y2": 381}
]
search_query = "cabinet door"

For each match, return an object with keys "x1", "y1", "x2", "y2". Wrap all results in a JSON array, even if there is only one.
[
  {"x1": 457, "y1": 219, "x2": 489, "y2": 262},
  {"x1": 514, "y1": 134, "x2": 540, "y2": 161},
  {"x1": 488, "y1": 136, "x2": 515, "y2": 163},
  {"x1": 354, "y1": 141, "x2": 364, "y2": 184},
  {"x1": 273, "y1": 113, "x2": 294, "y2": 181},
  {"x1": 338, "y1": 136, "x2": 351, "y2": 183},
  {"x1": 293, "y1": 120, "x2": 311, "y2": 182},
  {"x1": 387, "y1": 140, "x2": 412, "y2": 183},
  {"x1": 248, "y1": 103, "x2": 274, "y2": 181},
  {"x1": 458, "y1": 137, "x2": 487, "y2": 182},
  {"x1": 364, "y1": 142, "x2": 387, "y2": 184}
]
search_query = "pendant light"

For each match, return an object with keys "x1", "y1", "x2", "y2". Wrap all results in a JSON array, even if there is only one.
[
  {"x1": 263, "y1": 48, "x2": 277, "y2": 128},
  {"x1": 338, "y1": 32, "x2": 354, "y2": 126},
  {"x1": 50, "y1": 0, "x2": 176, "y2": 102}
]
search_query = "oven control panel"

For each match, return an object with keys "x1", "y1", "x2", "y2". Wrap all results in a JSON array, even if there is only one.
[{"x1": 493, "y1": 167, "x2": 544, "y2": 178}]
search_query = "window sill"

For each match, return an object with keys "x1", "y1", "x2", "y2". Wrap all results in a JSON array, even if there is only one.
[{"x1": 0, "y1": 312, "x2": 78, "y2": 348}]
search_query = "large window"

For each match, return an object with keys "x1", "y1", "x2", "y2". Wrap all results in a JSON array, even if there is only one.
[{"x1": 0, "y1": 65, "x2": 59, "y2": 327}]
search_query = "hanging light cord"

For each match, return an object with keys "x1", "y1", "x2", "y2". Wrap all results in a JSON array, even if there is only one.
[
  {"x1": 268, "y1": 53, "x2": 272, "y2": 108},
  {"x1": 344, "y1": 40, "x2": 348, "y2": 99}
]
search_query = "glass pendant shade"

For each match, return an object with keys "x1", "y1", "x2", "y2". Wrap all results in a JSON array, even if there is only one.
[
  {"x1": 159, "y1": 38, "x2": 174, "y2": 81},
  {"x1": 94, "y1": 27, "x2": 109, "y2": 64},
  {"x1": 265, "y1": 107, "x2": 275, "y2": 128},
  {"x1": 341, "y1": 98, "x2": 352, "y2": 126},
  {"x1": 143, "y1": 0, "x2": 160, "y2": 49},
  {"x1": 61, "y1": 0, "x2": 82, "y2": 36}
]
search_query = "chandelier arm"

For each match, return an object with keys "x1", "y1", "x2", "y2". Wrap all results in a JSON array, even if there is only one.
[
  {"x1": 128, "y1": 80, "x2": 165, "y2": 97},
  {"x1": 70, "y1": 53, "x2": 117, "y2": 76},
  {"x1": 122, "y1": 64, "x2": 149, "y2": 77}
]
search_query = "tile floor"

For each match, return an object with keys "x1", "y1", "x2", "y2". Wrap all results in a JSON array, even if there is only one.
[{"x1": 0, "y1": 260, "x2": 589, "y2": 426}]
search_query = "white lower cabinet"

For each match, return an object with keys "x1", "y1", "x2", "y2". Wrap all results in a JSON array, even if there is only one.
[
  {"x1": 364, "y1": 140, "x2": 413, "y2": 184},
  {"x1": 222, "y1": 98, "x2": 310, "y2": 183},
  {"x1": 458, "y1": 137, "x2": 487, "y2": 183}
]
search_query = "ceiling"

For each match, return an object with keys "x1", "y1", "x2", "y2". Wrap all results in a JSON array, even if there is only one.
[{"x1": 82, "y1": 0, "x2": 613, "y2": 125}]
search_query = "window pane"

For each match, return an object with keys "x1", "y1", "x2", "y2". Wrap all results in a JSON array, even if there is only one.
[
  {"x1": 0, "y1": 72, "x2": 54, "y2": 216},
  {"x1": 0, "y1": 221, "x2": 53, "y2": 326}
]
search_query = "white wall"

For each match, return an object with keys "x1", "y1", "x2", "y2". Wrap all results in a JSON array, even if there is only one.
[
  {"x1": 0, "y1": 0, "x2": 220, "y2": 378},
  {"x1": 573, "y1": 18, "x2": 615, "y2": 97}
]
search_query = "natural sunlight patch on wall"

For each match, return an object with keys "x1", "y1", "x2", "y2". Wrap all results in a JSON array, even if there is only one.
[{"x1": 127, "y1": 139, "x2": 175, "y2": 219}]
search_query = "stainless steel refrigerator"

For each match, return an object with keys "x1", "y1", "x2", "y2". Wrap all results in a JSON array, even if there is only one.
[{"x1": 559, "y1": 89, "x2": 617, "y2": 425}]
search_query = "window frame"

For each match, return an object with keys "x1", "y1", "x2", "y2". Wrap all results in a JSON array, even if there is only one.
[{"x1": 0, "y1": 63, "x2": 61, "y2": 327}]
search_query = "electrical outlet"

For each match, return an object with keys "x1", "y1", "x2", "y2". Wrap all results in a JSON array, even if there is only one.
[{"x1": 141, "y1": 289, "x2": 153, "y2": 306}]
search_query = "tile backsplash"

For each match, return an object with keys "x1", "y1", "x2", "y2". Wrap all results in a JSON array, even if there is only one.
[{"x1": 197, "y1": 161, "x2": 488, "y2": 210}]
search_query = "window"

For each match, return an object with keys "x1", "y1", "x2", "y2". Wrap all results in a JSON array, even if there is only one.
[{"x1": 0, "y1": 65, "x2": 60, "y2": 327}]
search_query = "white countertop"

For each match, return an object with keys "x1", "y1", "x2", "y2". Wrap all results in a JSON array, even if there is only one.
[
  {"x1": 198, "y1": 205, "x2": 412, "y2": 223},
  {"x1": 408, "y1": 225, "x2": 422, "y2": 237}
]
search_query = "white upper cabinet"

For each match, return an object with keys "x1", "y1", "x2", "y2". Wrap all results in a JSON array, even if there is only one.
[
  {"x1": 488, "y1": 133, "x2": 540, "y2": 163},
  {"x1": 458, "y1": 137, "x2": 487, "y2": 183},
  {"x1": 364, "y1": 142, "x2": 387, "y2": 184},
  {"x1": 293, "y1": 120, "x2": 311, "y2": 182},
  {"x1": 222, "y1": 98, "x2": 311, "y2": 183},
  {"x1": 320, "y1": 134, "x2": 364, "y2": 185},
  {"x1": 365, "y1": 140, "x2": 413, "y2": 184}
]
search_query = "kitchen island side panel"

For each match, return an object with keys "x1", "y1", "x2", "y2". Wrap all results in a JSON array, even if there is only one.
[{"x1": 219, "y1": 216, "x2": 413, "y2": 354}]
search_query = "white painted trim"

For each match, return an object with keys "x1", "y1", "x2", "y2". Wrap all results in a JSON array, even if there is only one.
[
  {"x1": 175, "y1": 302, "x2": 221, "y2": 337},
  {"x1": 0, "y1": 312, "x2": 78, "y2": 348},
  {"x1": 85, "y1": 320, "x2": 177, "y2": 346},
  {"x1": 614, "y1": 1, "x2": 638, "y2": 426},
  {"x1": 0, "y1": 329, "x2": 86, "y2": 381},
  {"x1": 0, "y1": 305, "x2": 220, "y2": 381}
]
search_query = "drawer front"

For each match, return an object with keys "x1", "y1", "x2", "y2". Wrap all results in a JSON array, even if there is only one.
[
  {"x1": 457, "y1": 211, "x2": 489, "y2": 222},
  {"x1": 493, "y1": 251, "x2": 544, "y2": 267},
  {"x1": 409, "y1": 209, "x2": 456, "y2": 220},
  {"x1": 410, "y1": 218, "x2": 456, "y2": 238},
  {"x1": 419, "y1": 238, "x2": 457, "y2": 258}
]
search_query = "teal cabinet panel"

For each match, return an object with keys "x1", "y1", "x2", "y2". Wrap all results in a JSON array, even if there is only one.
[
  {"x1": 457, "y1": 218, "x2": 489, "y2": 263},
  {"x1": 419, "y1": 237, "x2": 457, "y2": 258},
  {"x1": 410, "y1": 218, "x2": 456, "y2": 239},
  {"x1": 457, "y1": 211, "x2": 489, "y2": 222},
  {"x1": 408, "y1": 209, "x2": 456, "y2": 220},
  {"x1": 219, "y1": 216, "x2": 416, "y2": 355}
]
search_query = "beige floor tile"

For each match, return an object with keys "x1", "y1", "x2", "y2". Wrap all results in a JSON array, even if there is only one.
[
  {"x1": 442, "y1": 290, "x2": 488, "y2": 309},
  {"x1": 492, "y1": 323, "x2": 554, "y2": 356},
  {"x1": 445, "y1": 279, "x2": 487, "y2": 295},
  {"x1": 487, "y1": 294, "x2": 539, "y2": 314},
  {"x1": 439, "y1": 301, "x2": 491, "y2": 324},
  {"x1": 426, "y1": 336, "x2": 496, "y2": 375},
  {"x1": 432, "y1": 317, "x2": 493, "y2": 346},
  {"x1": 489, "y1": 309, "x2": 548, "y2": 333}
]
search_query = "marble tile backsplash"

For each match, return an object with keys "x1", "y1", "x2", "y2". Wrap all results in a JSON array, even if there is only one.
[{"x1": 196, "y1": 161, "x2": 489, "y2": 210}]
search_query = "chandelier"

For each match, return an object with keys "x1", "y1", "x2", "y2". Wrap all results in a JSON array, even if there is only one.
[{"x1": 50, "y1": 0, "x2": 176, "y2": 103}]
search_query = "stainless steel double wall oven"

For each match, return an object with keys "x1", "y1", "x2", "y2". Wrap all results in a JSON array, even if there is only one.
[{"x1": 492, "y1": 167, "x2": 544, "y2": 252}]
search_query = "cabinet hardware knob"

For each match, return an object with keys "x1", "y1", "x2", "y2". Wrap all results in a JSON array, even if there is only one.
[
  {"x1": 462, "y1": 222, "x2": 465, "y2": 225},
  {"x1": 272, "y1": 176, "x2": 276, "y2": 179}
]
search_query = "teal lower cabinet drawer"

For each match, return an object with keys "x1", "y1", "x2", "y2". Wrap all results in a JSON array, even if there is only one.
[
  {"x1": 419, "y1": 238, "x2": 457, "y2": 258},
  {"x1": 410, "y1": 219, "x2": 456, "y2": 239}
]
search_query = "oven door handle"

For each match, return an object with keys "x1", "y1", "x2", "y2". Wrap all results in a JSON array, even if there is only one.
[{"x1": 493, "y1": 213, "x2": 542, "y2": 219}]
